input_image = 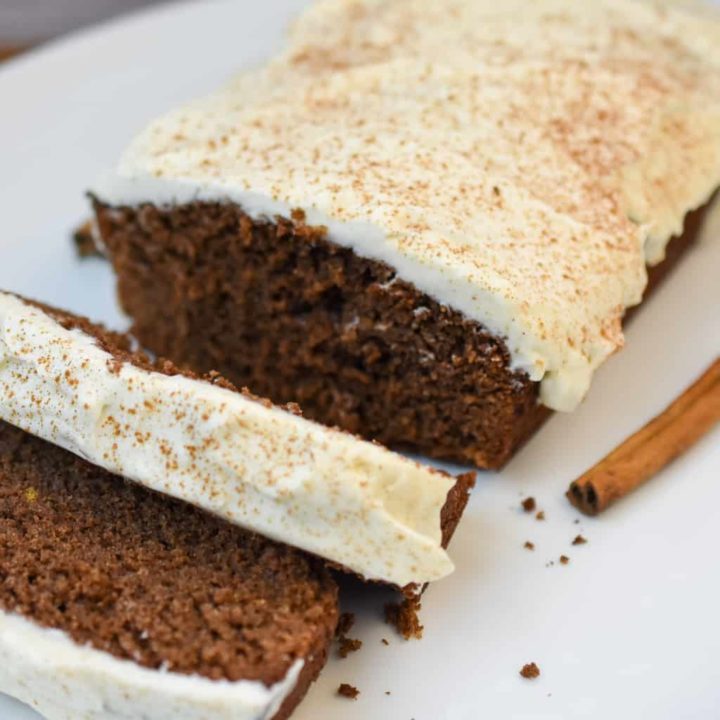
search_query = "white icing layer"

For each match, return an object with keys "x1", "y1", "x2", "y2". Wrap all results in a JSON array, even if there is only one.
[
  {"x1": 93, "y1": 0, "x2": 720, "y2": 411},
  {"x1": 0, "y1": 611, "x2": 301, "y2": 720},
  {"x1": 0, "y1": 292, "x2": 455, "y2": 588}
]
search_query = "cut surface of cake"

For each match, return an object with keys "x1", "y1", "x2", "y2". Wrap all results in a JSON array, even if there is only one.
[
  {"x1": 0, "y1": 421, "x2": 337, "y2": 720},
  {"x1": 91, "y1": 0, "x2": 720, "y2": 467},
  {"x1": 0, "y1": 291, "x2": 471, "y2": 591}
]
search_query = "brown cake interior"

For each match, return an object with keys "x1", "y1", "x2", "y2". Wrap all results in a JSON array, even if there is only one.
[
  {"x1": 92, "y1": 201, "x2": 544, "y2": 469},
  {"x1": 0, "y1": 422, "x2": 338, "y2": 697},
  {"x1": 93, "y1": 199, "x2": 708, "y2": 469}
]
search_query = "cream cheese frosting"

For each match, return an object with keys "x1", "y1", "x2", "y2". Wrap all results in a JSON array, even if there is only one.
[
  {"x1": 0, "y1": 611, "x2": 302, "y2": 720},
  {"x1": 93, "y1": 0, "x2": 720, "y2": 411},
  {"x1": 0, "y1": 292, "x2": 455, "y2": 588}
]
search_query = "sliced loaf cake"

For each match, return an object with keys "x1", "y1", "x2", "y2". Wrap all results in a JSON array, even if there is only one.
[
  {"x1": 0, "y1": 291, "x2": 471, "y2": 593},
  {"x1": 0, "y1": 421, "x2": 337, "y2": 720}
]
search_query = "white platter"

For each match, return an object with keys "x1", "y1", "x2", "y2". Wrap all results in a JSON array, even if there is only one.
[{"x1": 0, "y1": 1, "x2": 718, "y2": 718}]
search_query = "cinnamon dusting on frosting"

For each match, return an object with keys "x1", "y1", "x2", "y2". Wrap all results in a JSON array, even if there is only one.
[{"x1": 94, "y1": 0, "x2": 720, "y2": 411}]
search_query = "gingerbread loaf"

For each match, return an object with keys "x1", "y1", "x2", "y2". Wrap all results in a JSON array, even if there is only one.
[
  {"x1": 0, "y1": 291, "x2": 471, "y2": 592},
  {"x1": 0, "y1": 421, "x2": 338, "y2": 720},
  {"x1": 91, "y1": 0, "x2": 720, "y2": 468}
]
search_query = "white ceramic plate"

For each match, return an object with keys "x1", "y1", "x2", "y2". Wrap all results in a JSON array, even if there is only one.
[{"x1": 0, "y1": 2, "x2": 719, "y2": 718}]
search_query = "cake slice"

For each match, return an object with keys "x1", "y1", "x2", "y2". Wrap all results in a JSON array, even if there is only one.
[
  {"x1": 90, "y1": 0, "x2": 720, "y2": 468},
  {"x1": 0, "y1": 291, "x2": 471, "y2": 592},
  {"x1": 0, "y1": 421, "x2": 337, "y2": 720}
]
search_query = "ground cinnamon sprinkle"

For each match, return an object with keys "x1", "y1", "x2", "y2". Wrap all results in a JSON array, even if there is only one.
[
  {"x1": 338, "y1": 683, "x2": 360, "y2": 699},
  {"x1": 524, "y1": 541, "x2": 535, "y2": 550},
  {"x1": 559, "y1": 555, "x2": 570, "y2": 565},
  {"x1": 572, "y1": 534, "x2": 587, "y2": 545},
  {"x1": 520, "y1": 662, "x2": 541, "y2": 679},
  {"x1": 536, "y1": 511, "x2": 545, "y2": 521},
  {"x1": 521, "y1": 497, "x2": 536, "y2": 512}
]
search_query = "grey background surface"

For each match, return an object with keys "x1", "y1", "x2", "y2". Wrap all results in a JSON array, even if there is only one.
[{"x1": 0, "y1": 0, "x2": 166, "y2": 42}]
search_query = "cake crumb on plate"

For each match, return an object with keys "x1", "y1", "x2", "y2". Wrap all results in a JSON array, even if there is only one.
[
  {"x1": 338, "y1": 637, "x2": 363, "y2": 658},
  {"x1": 338, "y1": 683, "x2": 360, "y2": 699}
]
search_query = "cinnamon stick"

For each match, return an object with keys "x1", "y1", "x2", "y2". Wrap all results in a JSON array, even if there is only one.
[{"x1": 567, "y1": 357, "x2": 720, "y2": 516}]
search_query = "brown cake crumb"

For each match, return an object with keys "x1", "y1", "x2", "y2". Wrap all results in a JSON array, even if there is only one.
[
  {"x1": 559, "y1": 555, "x2": 570, "y2": 565},
  {"x1": 521, "y1": 497, "x2": 536, "y2": 512},
  {"x1": 338, "y1": 637, "x2": 363, "y2": 658},
  {"x1": 520, "y1": 662, "x2": 541, "y2": 679},
  {"x1": 335, "y1": 611, "x2": 362, "y2": 657},
  {"x1": 572, "y1": 534, "x2": 587, "y2": 545},
  {"x1": 524, "y1": 541, "x2": 535, "y2": 550},
  {"x1": 73, "y1": 220, "x2": 102, "y2": 258},
  {"x1": 385, "y1": 597, "x2": 424, "y2": 640},
  {"x1": 338, "y1": 683, "x2": 360, "y2": 699},
  {"x1": 336, "y1": 612, "x2": 355, "y2": 637},
  {"x1": 536, "y1": 511, "x2": 545, "y2": 520}
]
